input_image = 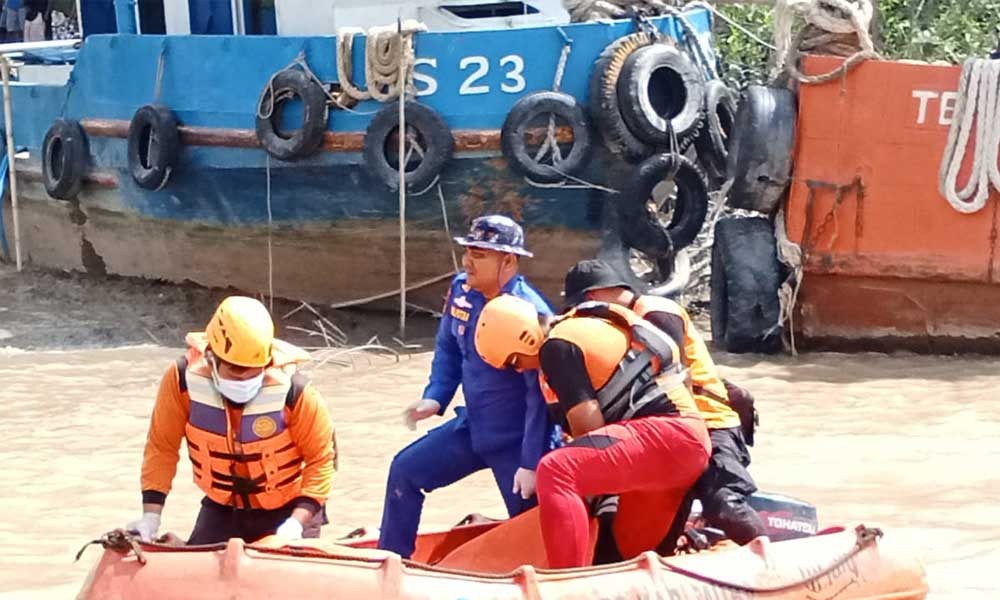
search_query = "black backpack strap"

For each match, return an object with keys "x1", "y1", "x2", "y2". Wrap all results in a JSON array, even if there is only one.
[
  {"x1": 285, "y1": 372, "x2": 309, "y2": 409},
  {"x1": 175, "y1": 357, "x2": 189, "y2": 393}
]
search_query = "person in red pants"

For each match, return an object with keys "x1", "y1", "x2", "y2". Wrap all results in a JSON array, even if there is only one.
[{"x1": 475, "y1": 296, "x2": 710, "y2": 568}]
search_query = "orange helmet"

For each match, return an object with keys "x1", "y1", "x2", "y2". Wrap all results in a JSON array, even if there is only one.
[
  {"x1": 205, "y1": 296, "x2": 275, "y2": 368},
  {"x1": 475, "y1": 295, "x2": 543, "y2": 369}
]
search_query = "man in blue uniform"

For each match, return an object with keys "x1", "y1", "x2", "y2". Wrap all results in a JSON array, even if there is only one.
[{"x1": 378, "y1": 215, "x2": 554, "y2": 558}]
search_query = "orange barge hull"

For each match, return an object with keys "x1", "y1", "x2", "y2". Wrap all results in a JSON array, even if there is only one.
[{"x1": 786, "y1": 56, "x2": 1000, "y2": 352}]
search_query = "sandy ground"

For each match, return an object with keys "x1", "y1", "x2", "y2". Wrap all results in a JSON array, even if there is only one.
[{"x1": 1, "y1": 264, "x2": 998, "y2": 599}]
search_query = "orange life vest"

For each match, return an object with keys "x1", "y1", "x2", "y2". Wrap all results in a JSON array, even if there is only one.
[
  {"x1": 539, "y1": 302, "x2": 697, "y2": 425},
  {"x1": 179, "y1": 334, "x2": 310, "y2": 510},
  {"x1": 632, "y1": 295, "x2": 741, "y2": 430}
]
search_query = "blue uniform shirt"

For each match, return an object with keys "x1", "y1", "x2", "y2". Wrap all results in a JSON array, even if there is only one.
[{"x1": 423, "y1": 273, "x2": 554, "y2": 469}]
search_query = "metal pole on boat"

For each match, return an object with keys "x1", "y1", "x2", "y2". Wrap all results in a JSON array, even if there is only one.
[
  {"x1": 1, "y1": 55, "x2": 22, "y2": 272},
  {"x1": 397, "y1": 15, "x2": 407, "y2": 338}
]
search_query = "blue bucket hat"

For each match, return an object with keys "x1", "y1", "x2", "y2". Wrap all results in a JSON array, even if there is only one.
[{"x1": 454, "y1": 215, "x2": 533, "y2": 258}]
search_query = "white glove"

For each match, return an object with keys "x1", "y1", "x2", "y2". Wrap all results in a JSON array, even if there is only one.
[
  {"x1": 126, "y1": 512, "x2": 161, "y2": 542},
  {"x1": 402, "y1": 399, "x2": 441, "y2": 431},
  {"x1": 275, "y1": 517, "x2": 304, "y2": 540},
  {"x1": 511, "y1": 467, "x2": 537, "y2": 500}
]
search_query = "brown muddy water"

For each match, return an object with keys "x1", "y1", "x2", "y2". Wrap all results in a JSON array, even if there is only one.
[{"x1": 0, "y1": 265, "x2": 998, "y2": 598}]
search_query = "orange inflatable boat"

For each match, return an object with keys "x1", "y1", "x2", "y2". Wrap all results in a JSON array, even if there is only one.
[{"x1": 76, "y1": 509, "x2": 927, "y2": 599}]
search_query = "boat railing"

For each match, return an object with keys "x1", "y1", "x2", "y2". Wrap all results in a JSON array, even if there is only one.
[{"x1": 0, "y1": 39, "x2": 80, "y2": 272}]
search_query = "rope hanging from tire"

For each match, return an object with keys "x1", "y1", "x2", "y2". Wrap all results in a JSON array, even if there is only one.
[
  {"x1": 620, "y1": 152, "x2": 711, "y2": 258},
  {"x1": 336, "y1": 21, "x2": 426, "y2": 103},
  {"x1": 938, "y1": 57, "x2": 1000, "y2": 214}
]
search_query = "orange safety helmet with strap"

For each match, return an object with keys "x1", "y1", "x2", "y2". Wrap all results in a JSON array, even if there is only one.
[{"x1": 179, "y1": 297, "x2": 313, "y2": 510}]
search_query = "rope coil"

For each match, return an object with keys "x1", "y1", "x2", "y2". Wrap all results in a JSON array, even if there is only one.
[
  {"x1": 336, "y1": 21, "x2": 426, "y2": 103},
  {"x1": 772, "y1": 0, "x2": 880, "y2": 84},
  {"x1": 938, "y1": 57, "x2": 1000, "y2": 214}
]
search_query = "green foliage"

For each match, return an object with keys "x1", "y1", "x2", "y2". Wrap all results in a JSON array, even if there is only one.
[
  {"x1": 713, "y1": 0, "x2": 1000, "y2": 87},
  {"x1": 715, "y1": 4, "x2": 774, "y2": 87}
]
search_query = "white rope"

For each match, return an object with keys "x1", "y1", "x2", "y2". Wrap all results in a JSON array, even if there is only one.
[
  {"x1": 153, "y1": 45, "x2": 167, "y2": 104},
  {"x1": 696, "y1": 2, "x2": 776, "y2": 51},
  {"x1": 938, "y1": 57, "x2": 1000, "y2": 214},
  {"x1": 0, "y1": 57, "x2": 21, "y2": 271},
  {"x1": 772, "y1": 0, "x2": 879, "y2": 83},
  {"x1": 437, "y1": 184, "x2": 460, "y2": 272},
  {"x1": 328, "y1": 271, "x2": 458, "y2": 310},
  {"x1": 774, "y1": 207, "x2": 803, "y2": 356},
  {"x1": 536, "y1": 41, "x2": 576, "y2": 182},
  {"x1": 258, "y1": 52, "x2": 372, "y2": 121},
  {"x1": 336, "y1": 28, "x2": 370, "y2": 101},
  {"x1": 659, "y1": 4, "x2": 719, "y2": 80},
  {"x1": 265, "y1": 154, "x2": 274, "y2": 313},
  {"x1": 397, "y1": 17, "x2": 409, "y2": 338},
  {"x1": 337, "y1": 21, "x2": 426, "y2": 103},
  {"x1": 524, "y1": 169, "x2": 620, "y2": 194},
  {"x1": 553, "y1": 42, "x2": 572, "y2": 92}
]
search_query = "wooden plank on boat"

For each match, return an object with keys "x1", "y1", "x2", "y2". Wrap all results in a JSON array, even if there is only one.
[{"x1": 79, "y1": 119, "x2": 574, "y2": 154}]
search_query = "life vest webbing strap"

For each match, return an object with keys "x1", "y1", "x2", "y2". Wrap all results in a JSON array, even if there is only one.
[
  {"x1": 274, "y1": 441, "x2": 296, "y2": 454},
  {"x1": 209, "y1": 449, "x2": 263, "y2": 462},
  {"x1": 631, "y1": 322, "x2": 677, "y2": 365},
  {"x1": 597, "y1": 349, "x2": 656, "y2": 409},
  {"x1": 275, "y1": 471, "x2": 302, "y2": 489},
  {"x1": 277, "y1": 457, "x2": 301, "y2": 472},
  {"x1": 692, "y1": 384, "x2": 728, "y2": 404},
  {"x1": 212, "y1": 471, "x2": 261, "y2": 486}
]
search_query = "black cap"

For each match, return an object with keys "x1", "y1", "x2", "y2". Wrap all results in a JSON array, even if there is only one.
[{"x1": 562, "y1": 259, "x2": 633, "y2": 308}]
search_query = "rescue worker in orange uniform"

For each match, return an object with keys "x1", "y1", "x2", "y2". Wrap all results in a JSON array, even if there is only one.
[
  {"x1": 125, "y1": 296, "x2": 336, "y2": 544},
  {"x1": 561, "y1": 259, "x2": 767, "y2": 547},
  {"x1": 475, "y1": 295, "x2": 710, "y2": 568}
]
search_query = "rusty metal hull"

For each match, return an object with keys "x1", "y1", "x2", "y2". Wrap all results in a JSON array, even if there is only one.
[
  {"x1": 785, "y1": 56, "x2": 1000, "y2": 350},
  {"x1": 2, "y1": 156, "x2": 609, "y2": 307}
]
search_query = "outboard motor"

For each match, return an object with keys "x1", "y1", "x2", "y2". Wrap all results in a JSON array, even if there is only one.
[
  {"x1": 748, "y1": 492, "x2": 819, "y2": 541},
  {"x1": 685, "y1": 491, "x2": 819, "y2": 543}
]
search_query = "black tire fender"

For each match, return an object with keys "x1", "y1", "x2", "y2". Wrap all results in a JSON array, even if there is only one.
[
  {"x1": 619, "y1": 152, "x2": 710, "y2": 258},
  {"x1": 42, "y1": 119, "x2": 88, "y2": 200},
  {"x1": 616, "y1": 43, "x2": 705, "y2": 148},
  {"x1": 695, "y1": 79, "x2": 738, "y2": 182},
  {"x1": 588, "y1": 32, "x2": 656, "y2": 163},
  {"x1": 363, "y1": 100, "x2": 454, "y2": 192},
  {"x1": 501, "y1": 91, "x2": 593, "y2": 184},
  {"x1": 127, "y1": 104, "x2": 180, "y2": 191},
  {"x1": 710, "y1": 216, "x2": 783, "y2": 354},
  {"x1": 725, "y1": 86, "x2": 797, "y2": 214},
  {"x1": 255, "y1": 69, "x2": 329, "y2": 161}
]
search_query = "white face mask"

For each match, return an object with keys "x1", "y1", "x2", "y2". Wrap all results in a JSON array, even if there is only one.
[{"x1": 211, "y1": 360, "x2": 265, "y2": 404}]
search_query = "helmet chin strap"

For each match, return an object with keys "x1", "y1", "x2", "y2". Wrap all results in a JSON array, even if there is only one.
[
  {"x1": 494, "y1": 256, "x2": 504, "y2": 298},
  {"x1": 493, "y1": 253, "x2": 515, "y2": 298}
]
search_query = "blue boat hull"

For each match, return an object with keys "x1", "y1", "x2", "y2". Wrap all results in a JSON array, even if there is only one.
[{"x1": 1, "y1": 10, "x2": 714, "y2": 304}]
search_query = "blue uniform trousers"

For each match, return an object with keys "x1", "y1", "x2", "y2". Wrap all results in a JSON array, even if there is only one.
[{"x1": 377, "y1": 410, "x2": 536, "y2": 558}]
